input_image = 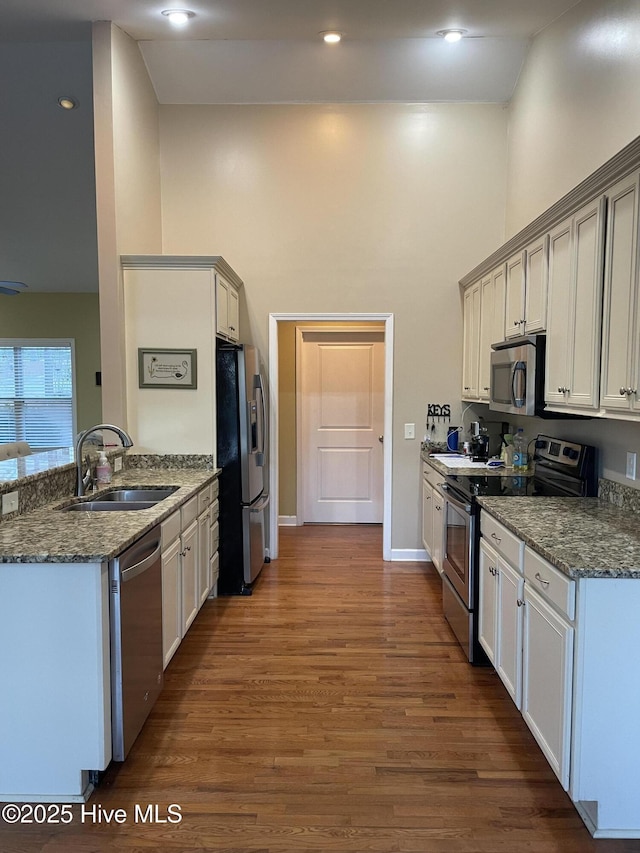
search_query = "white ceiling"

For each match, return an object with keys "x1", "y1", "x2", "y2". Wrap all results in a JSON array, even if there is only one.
[{"x1": 1, "y1": 0, "x2": 585, "y2": 103}]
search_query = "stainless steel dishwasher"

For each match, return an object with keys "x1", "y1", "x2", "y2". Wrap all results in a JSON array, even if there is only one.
[{"x1": 109, "y1": 525, "x2": 163, "y2": 761}]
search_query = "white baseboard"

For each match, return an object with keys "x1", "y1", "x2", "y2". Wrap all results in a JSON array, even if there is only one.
[
  {"x1": 278, "y1": 515, "x2": 299, "y2": 527},
  {"x1": 390, "y1": 548, "x2": 429, "y2": 562}
]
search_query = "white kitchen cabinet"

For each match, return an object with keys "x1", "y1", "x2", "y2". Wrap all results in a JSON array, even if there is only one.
[
  {"x1": 462, "y1": 280, "x2": 481, "y2": 399},
  {"x1": 216, "y1": 273, "x2": 240, "y2": 342},
  {"x1": 478, "y1": 521, "x2": 524, "y2": 707},
  {"x1": 478, "y1": 264, "x2": 506, "y2": 400},
  {"x1": 180, "y1": 518, "x2": 199, "y2": 635},
  {"x1": 197, "y1": 508, "x2": 211, "y2": 606},
  {"x1": 161, "y1": 484, "x2": 217, "y2": 668},
  {"x1": 431, "y1": 485, "x2": 445, "y2": 574},
  {"x1": 122, "y1": 255, "x2": 243, "y2": 455},
  {"x1": 421, "y1": 475, "x2": 433, "y2": 554},
  {"x1": 421, "y1": 461, "x2": 445, "y2": 573},
  {"x1": 524, "y1": 235, "x2": 549, "y2": 334},
  {"x1": 600, "y1": 170, "x2": 640, "y2": 416},
  {"x1": 522, "y1": 583, "x2": 574, "y2": 790},
  {"x1": 478, "y1": 538, "x2": 498, "y2": 665},
  {"x1": 504, "y1": 250, "x2": 526, "y2": 339},
  {"x1": 505, "y1": 239, "x2": 548, "y2": 340},
  {"x1": 161, "y1": 535, "x2": 182, "y2": 668},
  {"x1": 545, "y1": 197, "x2": 606, "y2": 413}
]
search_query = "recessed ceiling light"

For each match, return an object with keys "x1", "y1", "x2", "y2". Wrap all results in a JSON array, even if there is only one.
[
  {"x1": 437, "y1": 29, "x2": 467, "y2": 43},
  {"x1": 320, "y1": 31, "x2": 342, "y2": 44},
  {"x1": 57, "y1": 96, "x2": 79, "y2": 110},
  {"x1": 161, "y1": 9, "x2": 195, "y2": 26}
]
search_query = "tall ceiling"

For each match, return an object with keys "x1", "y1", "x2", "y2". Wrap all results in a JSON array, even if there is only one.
[{"x1": 1, "y1": 0, "x2": 584, "y2": 103}]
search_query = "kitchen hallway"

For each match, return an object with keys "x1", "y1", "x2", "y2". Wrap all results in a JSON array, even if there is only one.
[{"x1": 3, "y1": 526, "x2": 638, "y2": 853}]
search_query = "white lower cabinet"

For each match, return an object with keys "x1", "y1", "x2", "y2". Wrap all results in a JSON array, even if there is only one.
[
  {"x1": 479, "y1": 510, "x2": 640, "y2": 838},
  {"x1": 522, "y1": 583, "x2": 573, "y2": 790},
  {"x1": 161, "y1": 480, "x2": 219, "y2": 669},
  {"x1": 481, "y1": 511, "x2": 573, "y2": 787},
  {"x1": 421, "y1": 461, "x2": 445, "y2": 574},
  {"x1": 161, "y1": 536, "x2": 182, "y2": 668},
  {"x1": 478, "y1": 535, "x2": 524, "y2": 707}
]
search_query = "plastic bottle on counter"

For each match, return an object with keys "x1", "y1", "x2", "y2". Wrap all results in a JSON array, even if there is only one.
[
  {"x1": 512, "y1": 428, "x2": 528, "y2": 472},
  {"x1": 96, "y1": 451, "x2": 112, "y2": 484}
]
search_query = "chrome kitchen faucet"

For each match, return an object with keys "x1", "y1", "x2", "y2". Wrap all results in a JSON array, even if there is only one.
[{"x1": 75, "y1": 424, "x2": 134, "y2": 496}]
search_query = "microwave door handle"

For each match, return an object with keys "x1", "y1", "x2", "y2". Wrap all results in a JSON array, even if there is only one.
[{"x1": 512, "y1": 361, "x2": 526, "y2": 407}]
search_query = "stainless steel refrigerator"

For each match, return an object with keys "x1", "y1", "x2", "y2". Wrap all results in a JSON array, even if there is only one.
[{"x1": 216, "y1": 342, "x2": 269, "y2": 594}]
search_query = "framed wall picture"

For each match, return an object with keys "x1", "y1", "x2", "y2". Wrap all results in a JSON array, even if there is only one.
[{"x1": 138, "y1": 348, "x2": 197, "y2": 389}]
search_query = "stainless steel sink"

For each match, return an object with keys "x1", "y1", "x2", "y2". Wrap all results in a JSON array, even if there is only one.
[
  {"x1": 96, "y1": 487, "x2": 179, "y2": 502},
  {"x1": 62, "y1": 500, "x2": 157, "y2": 512},
  {"x1": 59, "y1": 486, "x2": 179, "y2": 512}
]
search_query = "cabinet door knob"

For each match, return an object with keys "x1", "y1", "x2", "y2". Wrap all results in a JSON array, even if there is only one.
[{"x1": 517, "y1": 598, "x2": 525, "y2": 607}]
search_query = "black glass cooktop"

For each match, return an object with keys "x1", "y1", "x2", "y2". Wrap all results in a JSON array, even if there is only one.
[{"x1": 445, "y1": 473, "x2": 579, "y2": 500}]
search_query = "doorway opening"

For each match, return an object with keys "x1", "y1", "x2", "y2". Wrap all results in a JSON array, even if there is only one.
[{"x1": 268, "y1": 313, "x2": 394, "y2": 561}]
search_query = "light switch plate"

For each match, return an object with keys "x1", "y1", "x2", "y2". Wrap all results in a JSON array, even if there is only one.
[
  {"x1": 404, "y1": 423, "x2": 416, "y2": 440},
  {"x1": 2, "y1": 491, "x2": 19, "y2": 515}
]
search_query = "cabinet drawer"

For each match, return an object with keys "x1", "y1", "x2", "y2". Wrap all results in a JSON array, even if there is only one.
[
  {"x1": 198, "y1": 485, "x2": 213, "y2": 516},
  {"x1": 422, "y1": 461, "x2": 445, "y2": 490},
  {"x1": 481, "y1": 510, "x2": 523, "y2": 570},
  {"x1": 161, "y1": 510, "x2": 181, "y2": 548},
  {"x1": 211, "y1": 477, "x2": 219, "y2": 501},
  {"x1": 181, "y1": 495, "x2": 198, "y2": 528},
  {"x1": 524, "y1": 546, "x2": 575, "y2": 621}
]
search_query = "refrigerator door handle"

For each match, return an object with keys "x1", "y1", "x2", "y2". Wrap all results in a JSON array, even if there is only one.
[
  {"x1": 251, "y1": 493, "x2": 270, "y2": 512},
  {"x1": 254, "y1": 374, "x2": 267, "y2": 466}
]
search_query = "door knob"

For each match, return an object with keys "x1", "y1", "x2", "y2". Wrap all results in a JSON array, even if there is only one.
[{"x1": 378, "y1": 435, "x2": 384, "y2": 443}]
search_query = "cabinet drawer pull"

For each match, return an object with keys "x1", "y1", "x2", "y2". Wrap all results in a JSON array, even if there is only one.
[
  {"x1": 490, "y1": 532, "x2": 501, "y2": 543},
  {"x1": 534, "y1": 571, "x2": 550, "y2": 588},
  {"x1": 435, "y1": 505, "x2": 442, "y2": 511}
]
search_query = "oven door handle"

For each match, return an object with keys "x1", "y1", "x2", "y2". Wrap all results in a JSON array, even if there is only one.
[{"x1": 440, "y1": 483, "x2": 472, "y2": 514}]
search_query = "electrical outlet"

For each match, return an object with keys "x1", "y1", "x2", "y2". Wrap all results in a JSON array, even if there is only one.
[
  {"x1": 2, "y1": 491, "x2": 19, "y2": 515},
  {"x1": 626, "y1": 452, "x2": 637, "y2": 480},
  {"x1": 404, "y1": 423, "x2": 416, "y2": 440},
  {"x1": 114, "y1": 456, "x2": 123, "y2": 472}
]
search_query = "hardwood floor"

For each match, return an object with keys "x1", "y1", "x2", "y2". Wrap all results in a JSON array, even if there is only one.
[{"x1": 3, "y1": 525, "x2": 639, "y2": 852}]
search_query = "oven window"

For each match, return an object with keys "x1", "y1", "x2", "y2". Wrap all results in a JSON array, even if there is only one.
[
  {"x1": 491, "y1": 362, "x2": 513, "y2": 405},
  {"x1": 445, "y1": 501, "x2": 468, "y2": 584}
]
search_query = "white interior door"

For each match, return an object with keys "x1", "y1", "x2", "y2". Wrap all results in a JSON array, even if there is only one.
[{"x1": 299, "y1": 330, "x2": 384, "y2": 523}]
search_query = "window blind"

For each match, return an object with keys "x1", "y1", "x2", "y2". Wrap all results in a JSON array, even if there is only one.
[{"x1": 0, "y1": 342, "x2": 75, "y2": 450}]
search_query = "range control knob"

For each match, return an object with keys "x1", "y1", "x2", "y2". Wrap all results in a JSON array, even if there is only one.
[{"x1": 563, "y1": 447, "x2": 580, "y2": 460}]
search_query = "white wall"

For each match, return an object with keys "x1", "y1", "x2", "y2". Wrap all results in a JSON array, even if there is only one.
[
  {"x1": 92, "y1": 23, "x2": 162, "y2": 426},
  {"x1": 506, "y1": 0, "x2": 640, "y2": 235},
  {"x1": 158, "y1": 103, "x2": 509, "y2": 549},
  {"x1": 503, "y1": 0, "x2": 640, "y2": 487}
]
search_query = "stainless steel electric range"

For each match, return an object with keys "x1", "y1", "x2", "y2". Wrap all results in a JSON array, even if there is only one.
[{"x1": 439, "y1": 434, "x2": 597, "y2": 664}]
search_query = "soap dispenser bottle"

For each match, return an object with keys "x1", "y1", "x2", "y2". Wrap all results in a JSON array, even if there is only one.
[{"x1": 96, "y1": 451, "x2": 112, "y2": 484}]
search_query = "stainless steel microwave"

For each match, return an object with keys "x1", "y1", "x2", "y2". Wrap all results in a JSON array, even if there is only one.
[{"x1": 489, "y1": 335, "x2": 545, "y2": 417}]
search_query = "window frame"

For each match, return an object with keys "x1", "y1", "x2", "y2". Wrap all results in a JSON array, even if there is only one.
[{"x1": 0, "y1": 338, "x2": 78, "y2": 451}]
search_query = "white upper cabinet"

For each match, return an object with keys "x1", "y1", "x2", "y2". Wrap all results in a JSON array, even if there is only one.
[
  {"x1": 216, "y1": 273, "x2": 240, "y2": 342},
  {"x1": 462, "y1": 280, "x2": 481, "y2": 399},
  {"x1": 505, "y1": 239, "x2": 548, "y2": 340},
  {"x1": 505, "y1": 250, "x2": 526, "y2": 339},
  {"x1": 478, "y1": 264, "x2": 506, "y2": 400},
  {"x1": 524, "y1": 234, "x2": 549, "y2": 334},
  {"x1": 600, "y1": 170, "x2": 640, "y2": 416},
  {"x1": 463, "y1": 263, "x2": 505, "y2": 402},
  {"x1": 545, "y1": 197, "x2": 606, "y2": 412}
]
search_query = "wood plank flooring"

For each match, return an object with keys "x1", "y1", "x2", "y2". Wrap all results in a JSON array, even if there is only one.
[{"x1": 3, "y1": 525, "x2": 640, "y2": 852}]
